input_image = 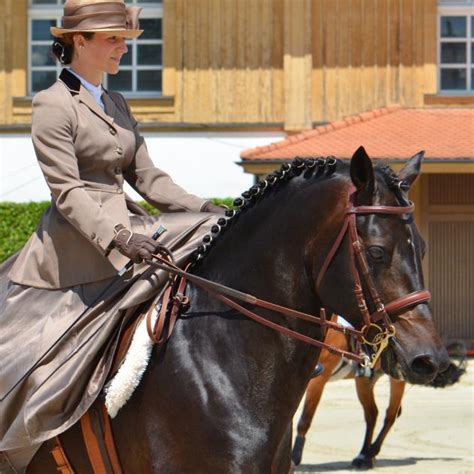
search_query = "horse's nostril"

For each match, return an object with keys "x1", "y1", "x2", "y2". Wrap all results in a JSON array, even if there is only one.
[{"x1": 411, "y1": 355, "x2": 438, "y2": 376}]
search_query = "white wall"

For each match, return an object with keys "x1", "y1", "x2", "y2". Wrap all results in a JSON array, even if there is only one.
[{"x1": 0, "y1": 131, "x2": 285, "y2": 202}]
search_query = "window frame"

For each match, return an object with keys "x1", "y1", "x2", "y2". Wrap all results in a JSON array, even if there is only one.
[
  {"x1": 438, "y1": 3, "x2": 474, "y2": 95},
  {"x1": 28, "y1": 0, "x2": 163, "y2": 97}
]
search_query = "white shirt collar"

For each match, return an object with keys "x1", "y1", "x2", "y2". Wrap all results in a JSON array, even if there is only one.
[{"x1": 68, "y1": 68, "x2": 105, "y2": 110}]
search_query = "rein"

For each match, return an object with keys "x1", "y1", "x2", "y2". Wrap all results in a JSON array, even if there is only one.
[
  {"x1": 146, "y1": 186, "x2": 430, "y2": 369},
  {"x1": 147, "y1": 255, "x2": 367, "y2": 364}
]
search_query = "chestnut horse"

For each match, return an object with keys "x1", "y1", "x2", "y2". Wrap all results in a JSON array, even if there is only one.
[
  {"x1": 292, "y1": 317, "x2": 466, "y2": 469},
  {"x1": 28, "y1": 147, "x2": 449, "y2": 473}
]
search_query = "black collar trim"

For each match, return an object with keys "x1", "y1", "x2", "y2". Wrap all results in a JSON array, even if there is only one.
[{"x1": 59, "y1": 68, "x2": 81, "y2": 95}]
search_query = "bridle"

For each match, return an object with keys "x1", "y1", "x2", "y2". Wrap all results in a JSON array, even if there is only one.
[
  {"x1": 315, "y1": 184, "x2": 431, "y2": 366},
  {"x1": 146, "y1": 184, "x2": 431, "y2": 369}
]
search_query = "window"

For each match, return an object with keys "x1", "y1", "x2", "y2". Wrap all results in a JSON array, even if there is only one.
[
  {"x1": 28, "y1": 0, "x2": 163, "y2": 96},
  {"x1": 438, "y1": 1, "x2": 474, "y2": 94}
]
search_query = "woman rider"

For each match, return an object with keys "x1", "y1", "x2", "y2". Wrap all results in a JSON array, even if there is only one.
[{"x1": 0, "y1": 0, "x2": 224, "y2": 469}]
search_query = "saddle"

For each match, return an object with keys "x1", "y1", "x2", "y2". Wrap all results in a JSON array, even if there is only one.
[{"x1": 47, "y1": 266, "x2": 190, "y2": 474}]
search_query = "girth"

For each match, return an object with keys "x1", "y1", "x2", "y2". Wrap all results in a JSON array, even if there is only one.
[{"x1": 49, "y1": 402, "x2": 122, "y2": 474}]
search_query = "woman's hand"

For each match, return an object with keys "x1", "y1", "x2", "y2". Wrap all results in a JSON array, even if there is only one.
[{"x1": 112, "y1": 227, "x2": 165, "y2": 263}]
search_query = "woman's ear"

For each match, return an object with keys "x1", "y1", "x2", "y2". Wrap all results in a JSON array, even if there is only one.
[
  {"x1": 350, "y1": 146, "x2": 375, "y2": 205},
  {"x1": 71, "y1": 33, "x2": 85, "y2": 51}
]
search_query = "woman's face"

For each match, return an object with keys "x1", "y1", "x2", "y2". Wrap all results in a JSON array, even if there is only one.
[{"x1": 76, "y1": 33, "x2": 128, "y2": 75}]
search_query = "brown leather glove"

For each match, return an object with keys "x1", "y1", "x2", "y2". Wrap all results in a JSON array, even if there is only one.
[
  {"x1": 201, "y1": 202, "x2": 227, "y2": 214},
  {"x1": 111, "y1": 227, "x2": 164, "y2": 264}
]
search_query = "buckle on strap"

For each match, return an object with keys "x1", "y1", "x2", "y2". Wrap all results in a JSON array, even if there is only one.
[{"x1": 173, "y1": 293, "x2": 190, "y2": 308}]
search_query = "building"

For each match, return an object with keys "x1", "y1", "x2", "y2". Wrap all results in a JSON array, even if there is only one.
[
  {"x1": 241, "y1": 105, "x2": 474, "y2": 346},
  {"x1": 0, "y1": 0, "x2": 473, "y2": 342}
]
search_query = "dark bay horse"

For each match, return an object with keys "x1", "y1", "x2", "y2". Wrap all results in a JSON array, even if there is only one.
[
  {"x1": 291, "y1": 316, "x2": 466, "y2": 469},
  {"x1": 28, "y1": 147, "x2": 450, "y2": 473}
]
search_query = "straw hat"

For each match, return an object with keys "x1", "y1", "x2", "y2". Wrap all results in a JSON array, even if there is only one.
[{"x1": 50, "y1": 0, "x2": 143, "y2": 39}]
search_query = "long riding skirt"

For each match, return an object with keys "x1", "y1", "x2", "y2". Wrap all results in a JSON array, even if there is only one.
[{"x1": 0, "y1": 212, "x2": 216, "y2": 451}]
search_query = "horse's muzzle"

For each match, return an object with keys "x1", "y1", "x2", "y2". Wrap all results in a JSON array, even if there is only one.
[{"x1": 383, "y1": 338, "x2": 450, "y2": 385}]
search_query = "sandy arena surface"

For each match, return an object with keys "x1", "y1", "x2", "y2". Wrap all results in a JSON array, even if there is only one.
[{"x1": 292, "y1": 360, "x2": 474, "y2": 474}]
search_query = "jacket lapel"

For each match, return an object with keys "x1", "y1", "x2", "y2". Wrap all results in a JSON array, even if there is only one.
[
  {"x1": 78, "y1": 88, "x2": 115, "y2": 128},
  {"x1": 101, "y1": 91, "x2": 118, "y2": 119},
  {"x1": 59, "y1": 69, "x2": 116, "y2": 129}
]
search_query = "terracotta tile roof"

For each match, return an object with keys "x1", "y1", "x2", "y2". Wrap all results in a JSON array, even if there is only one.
[{"x1": 241, "y1": 105, "x2": 474, "y2": 161}]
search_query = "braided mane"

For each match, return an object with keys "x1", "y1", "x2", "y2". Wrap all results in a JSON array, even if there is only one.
[{"x1": 191, "y1": 156, "x2": 338, "y2": 265}]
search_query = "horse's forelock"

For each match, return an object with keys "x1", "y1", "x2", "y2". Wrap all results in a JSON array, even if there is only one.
[{"x1": 374, "y1": 165, "x2": 413, "y2": 208}]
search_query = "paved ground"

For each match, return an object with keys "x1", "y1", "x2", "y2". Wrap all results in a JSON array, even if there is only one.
[{"x1": 292, "y1": 360, "x2": 473, "y2": 473}]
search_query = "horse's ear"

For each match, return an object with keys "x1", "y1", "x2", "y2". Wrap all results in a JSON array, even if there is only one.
[
  {"x1": 398, "y1": 151, "x2": 424, "y2": 188},
  {"x1": 350, "y1": 146, "x2": 375, "y2": 205}
]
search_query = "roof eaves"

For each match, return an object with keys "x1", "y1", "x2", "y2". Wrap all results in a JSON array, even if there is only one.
[
  {"x1": 240, "y1": 104, "x2": 404, "y2": 159},
  {"x1": 240, "y1": 156, "x2": 474, "y2": 164}
]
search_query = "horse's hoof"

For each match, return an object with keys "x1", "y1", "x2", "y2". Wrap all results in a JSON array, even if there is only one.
[
  {"x1": 291, "y1": 435, "x2": 305, "y2": 466},
  {"x1": 352, "y1": 454, "x2": 376, "y2": 470}
]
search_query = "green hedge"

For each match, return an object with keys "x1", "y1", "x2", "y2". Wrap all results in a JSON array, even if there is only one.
[
  {"x1": 0, "y1": 198, "x2": 235, "y2": 263},
  {"x1": 0, "y1": 202, "x2": 51, "y2": 263}
]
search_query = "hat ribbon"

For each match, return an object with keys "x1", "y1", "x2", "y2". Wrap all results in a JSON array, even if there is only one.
[{"x1": 62, "y1": 2, "x2": 141, "y2": 31}]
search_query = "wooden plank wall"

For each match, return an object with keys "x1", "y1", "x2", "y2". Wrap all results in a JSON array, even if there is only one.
[
  {"x1": 0, "y1": 0, "x2": 8, "y2": 124},
  {"x1": 311, "y1": 0, "x2": 438, "y2": 122},
  {"x1": 429, "y1": 221, "x2": 474, "y2": 341},
  {"x1": 0, "y1": 0, "x2": 28, "y2": 124},
  {"x1": 0, "y1": 0, "x2": 438, "y2": 128},
  {"x1": 426, "y1": 174, "x2": 474, "y2": 343},
  {"x1": 173, "y1": 0, "x2": 285, "y2": 125},
  {"x1": 284, "y1": 0, "x2": 312, "y2": 130},
  {"x1": 173, "y1": 0, "x2": 438, "y2": 126}
]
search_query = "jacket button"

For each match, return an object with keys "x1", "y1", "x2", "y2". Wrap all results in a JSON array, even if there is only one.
[
  {"x1": 115, "y1": 166, "x2": 122, "y2": 174},
  {"x1": 115, "y1": 146, "x2": 123, "y2": 155},
  {"x1": 97, "y1": 237, "x2": 102, "y2": 244},
  {"x1": 109, "y1": 128, "x2": 117, "y2": 136}
]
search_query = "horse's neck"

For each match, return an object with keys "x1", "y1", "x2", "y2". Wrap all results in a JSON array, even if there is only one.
[
  {"x1": 193, "y1": 190, "x2": 323, "y2": 311},
  {"x1": 180, "y1": 182, "x2": 340, "y2": 425},
  {"x1": 193, "y1": 173, "x2": 346, "y2": 308}
]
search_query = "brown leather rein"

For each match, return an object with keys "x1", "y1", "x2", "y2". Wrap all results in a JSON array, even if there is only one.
[{"x1": 146, "y1": 187, "x2": 430, "y2": 368}]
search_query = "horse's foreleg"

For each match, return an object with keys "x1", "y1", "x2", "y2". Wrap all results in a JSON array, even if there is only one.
[
  {"x1": 369, "y1": 378, "x2": 405, "y2": 457},
  {"x1": 352, "y1": 375, "x2": 378, "y2": 469},
  {"x1": 272, "y1": 425, "x2": 293, "y2": 474},
  {"x1": 291, "y1": 345, "x2": 341, "y2": 466}
]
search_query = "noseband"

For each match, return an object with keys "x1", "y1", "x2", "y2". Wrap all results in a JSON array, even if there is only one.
[{"x1": 147, "y1": 185, "x2": 431, "y2": 369}]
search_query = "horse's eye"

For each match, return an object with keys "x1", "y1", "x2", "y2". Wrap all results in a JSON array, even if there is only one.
[{"x1": 368, "y1": 246, "x2": 385, "y2": 261}]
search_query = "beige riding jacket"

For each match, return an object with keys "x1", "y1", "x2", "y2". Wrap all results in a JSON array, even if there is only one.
[{"x1": 9, "y1": 69, "x2": 207, "y2": 289}]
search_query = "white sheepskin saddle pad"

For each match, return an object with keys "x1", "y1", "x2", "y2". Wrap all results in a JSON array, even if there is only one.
[{"x1": 104, "y1": 305, "x2": 159, "y2": 418}]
